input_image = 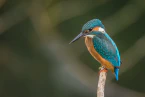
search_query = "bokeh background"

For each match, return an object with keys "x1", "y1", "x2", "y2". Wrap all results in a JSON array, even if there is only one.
[{"x1": 0, "y1": 0, "x2": 145, "y2": 97}]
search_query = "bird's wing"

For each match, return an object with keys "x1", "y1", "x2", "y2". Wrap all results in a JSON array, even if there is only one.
[{"x1": 93, "y1": 33, "x2": 121, "y2": 67}]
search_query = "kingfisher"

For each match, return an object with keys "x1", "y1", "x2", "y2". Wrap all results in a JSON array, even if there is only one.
[{"x1": 69, "y1": 19, "x2": 121, "y2": 80}]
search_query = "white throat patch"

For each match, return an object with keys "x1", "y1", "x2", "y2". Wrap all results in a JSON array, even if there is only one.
[
  {"x1": 98, "y1": 27, "x2": 105, "y2": 33},
  {"x1": 85, "y1": 35, "x2": 95, "y2": 38}
]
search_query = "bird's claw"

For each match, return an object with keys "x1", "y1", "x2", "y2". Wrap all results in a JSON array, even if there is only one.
[
  {"x1": 98, "y1": 66, "x2": 108, "y2": 75},
  {"x1": 99, "y1": 66, "x2": 105, "y2": 70}
]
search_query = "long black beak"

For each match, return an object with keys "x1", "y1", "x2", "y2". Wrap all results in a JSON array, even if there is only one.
[{"x1": 69, "y1": 32, "x2": 83, "y2": 44}]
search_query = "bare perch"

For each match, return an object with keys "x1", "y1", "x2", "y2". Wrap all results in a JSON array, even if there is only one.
[{"x1": 97, "y1": 67, "x2": 107, "y2": 97}]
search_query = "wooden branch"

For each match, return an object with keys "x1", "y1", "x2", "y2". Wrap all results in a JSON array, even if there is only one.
[{"x1": 97, "y1": 67, "x2": 107, "y2": 97}]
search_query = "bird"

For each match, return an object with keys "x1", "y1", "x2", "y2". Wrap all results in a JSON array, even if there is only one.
[{"x1": 69, "y1": 19, "x2": 121, "y2": 80}]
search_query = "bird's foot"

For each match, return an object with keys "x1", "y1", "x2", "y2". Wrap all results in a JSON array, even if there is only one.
[{"x1": 98, "y1": 66, "x2": 108, "y2": 75}]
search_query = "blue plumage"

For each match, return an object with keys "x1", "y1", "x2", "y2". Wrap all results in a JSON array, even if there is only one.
[
  {"x1": 92, "y1": 31, "x2": 121, "y2": 80},
  {"x1": 114, "y1": 67, "x2": 119, "y2": 80},
  {"x1": 70, "y1": 18, "x2": 121, "y2": 80},
  {"x1": 82, "y1": 19, "x2": 105, "y2": 31},
  {"x1": 81, "y1": 19, "x2": 121, "y2": 80},
  {"x1": 92, "y1": 31, "x2": 120, "y2": 67}
]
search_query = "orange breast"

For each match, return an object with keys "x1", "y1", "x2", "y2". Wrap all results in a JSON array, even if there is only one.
[{"x1": 85, "y1": 37, "x2": 114, "y2": 72}]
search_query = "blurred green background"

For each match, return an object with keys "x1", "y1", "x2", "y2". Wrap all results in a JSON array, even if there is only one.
[{"x1": 0, "y1": 0, "x2": 145, "y2": 97}]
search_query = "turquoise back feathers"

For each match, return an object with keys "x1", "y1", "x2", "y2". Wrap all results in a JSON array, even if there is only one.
[{"x1": 92, "y1": 31, "x2": 121, "y2": 67}]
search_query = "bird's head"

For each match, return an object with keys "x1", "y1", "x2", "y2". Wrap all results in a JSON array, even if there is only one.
[{"x1": 69, "y1": 19, "x2": 105, "y2": 44}]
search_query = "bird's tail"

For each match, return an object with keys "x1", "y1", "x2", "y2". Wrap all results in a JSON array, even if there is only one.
[{"x1": 114, "y1": 67, "x2": 119, "y2": 81}]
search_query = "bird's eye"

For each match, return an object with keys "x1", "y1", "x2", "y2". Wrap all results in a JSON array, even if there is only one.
[{"x1": 88, "y1": 28, "x2": 93, "y2": 31}]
